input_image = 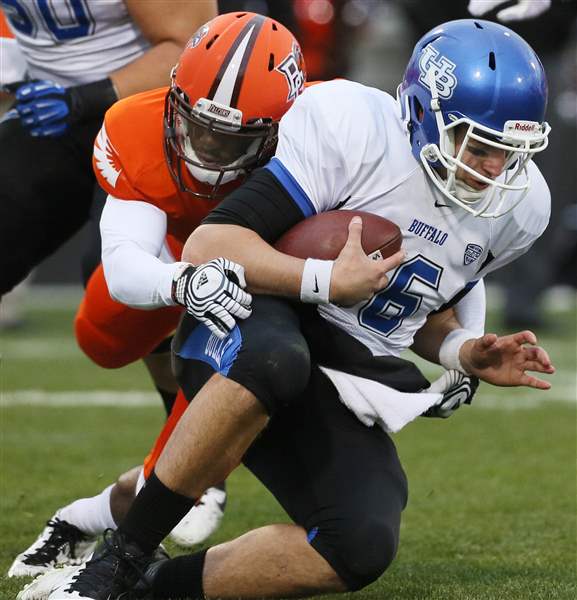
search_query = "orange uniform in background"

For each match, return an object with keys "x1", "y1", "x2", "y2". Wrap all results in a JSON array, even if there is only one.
[{"x1": 75, "y1": 87, "x2": 235, "y2": 368}]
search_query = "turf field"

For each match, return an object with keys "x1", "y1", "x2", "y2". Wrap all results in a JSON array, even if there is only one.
[{"x1": 1, "y1": 287, "x2": 576, "y2": 600}]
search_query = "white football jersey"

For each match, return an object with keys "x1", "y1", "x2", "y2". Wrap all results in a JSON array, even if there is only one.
[
  {"x1": 1, "y1": 0, "x2": 150, "y2": 86},
  {"x1": 269, "y1": 80, "x2": 551, "y2": 358}
]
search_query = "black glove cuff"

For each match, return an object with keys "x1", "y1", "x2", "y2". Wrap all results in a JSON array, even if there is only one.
[{"x1": 66, "y1": 77, "x2": 119, "y2": 124}]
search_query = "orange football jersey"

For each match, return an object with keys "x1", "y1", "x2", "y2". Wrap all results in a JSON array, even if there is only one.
[{"x1": 92, "y1": 87, "x2": 237, "y2": 245}]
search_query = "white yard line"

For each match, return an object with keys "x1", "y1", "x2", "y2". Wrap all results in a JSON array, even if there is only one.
[
  {"x1": 0, "y1": 390, "x2": 159, "y2": 407},
  {"x1": 1, "y1": 388, "x2": 574, "y2": 409}
]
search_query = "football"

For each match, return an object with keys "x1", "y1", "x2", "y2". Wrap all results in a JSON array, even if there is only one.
[{"x1": 274, "y1": 210, "x2": 402, "y2": 260}]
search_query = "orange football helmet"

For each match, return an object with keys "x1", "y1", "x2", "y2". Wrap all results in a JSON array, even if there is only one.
[{"x1": 164, "y1": 12, "x2": 306, "y2": 199}]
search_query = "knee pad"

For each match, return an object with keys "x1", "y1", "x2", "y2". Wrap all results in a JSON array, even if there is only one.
[
  {"x1": 232, "y1": 327, "x2": 311, "y2": 414},
  {"x1": 173, "y1": 297, "x2": 311, "y2": 415},
  {"x1": 311, "y1": 516, "x2": 400, "y2": 591}
]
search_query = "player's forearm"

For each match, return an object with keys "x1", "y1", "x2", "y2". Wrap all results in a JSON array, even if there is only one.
[
  {"x1": 411, "y1": 308, "x2": 462, "y2": 364},
  {"x1": 108, "y1": 41, "x2": 181, "y2": 99},
  {"x1": 113, "y1": 0, "x2": 218, "y2": 98},
  {"x1": 183, "y1": 224, "x2": 305, "y2": 298},
  {"x1": 102, "y1": 242, "x2": 181, "y2": 309}
]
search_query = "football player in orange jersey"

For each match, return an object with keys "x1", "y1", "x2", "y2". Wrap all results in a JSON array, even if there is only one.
[{"x1": 10, "y1": 12, "x2": 307, "y2": 587}]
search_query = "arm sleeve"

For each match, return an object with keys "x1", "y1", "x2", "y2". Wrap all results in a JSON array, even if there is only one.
[
  {"x1": 454, "y1": 278, "x2": 486, "y2": 336},
  {"x1": 202, "y1": 168, "x2": 307, "y2": 243},
  {"x1": 100, "y1": 196, "x2": 188, "y2": 309}
]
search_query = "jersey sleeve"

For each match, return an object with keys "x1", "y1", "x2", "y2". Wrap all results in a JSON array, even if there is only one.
[
  {"x1": 93, "y1": 106, "x2": 145, "y2": 200},
  {"x1": 265, "y1": 81, "x2": 358, "y2": 215}
]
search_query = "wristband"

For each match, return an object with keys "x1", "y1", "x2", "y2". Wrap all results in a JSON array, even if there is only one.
[
  {"x1": 66, "y1": 77, "x2": 118, "y2": 123},
  {"x1": 438, "y1": 328, "x2": 476, "y2": 373},
  {"x1": 300, "y1": 258, "x2": 333, "y2": 304}
]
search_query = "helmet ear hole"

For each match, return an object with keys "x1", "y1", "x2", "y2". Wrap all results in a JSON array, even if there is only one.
[{"x1": 413, "y1": 96, "x2": 424, "y2": 123}]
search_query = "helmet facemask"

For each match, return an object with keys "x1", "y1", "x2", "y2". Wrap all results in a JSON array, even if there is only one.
[
  {"x1": 164, "y1": 84, "x2": 277, "y2": 200},
  {"x1": 419, "y1": 68, "x2": 550, "y2": 218}
]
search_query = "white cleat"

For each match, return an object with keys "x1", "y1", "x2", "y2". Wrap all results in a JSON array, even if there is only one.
[
  {"x1": 168, "y1": 486, "x2": 226, "y2": 547},
  {"x1": 17, "y1": 565, "x2": 82, "y2": 600},
  {"x1": 8, "y1": 511, "x2": 98, "y2": 578}
]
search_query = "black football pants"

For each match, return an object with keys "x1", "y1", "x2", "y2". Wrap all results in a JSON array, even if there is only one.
[{"x1": 0, "y1": 116, "x2": 103, "y2": 295}]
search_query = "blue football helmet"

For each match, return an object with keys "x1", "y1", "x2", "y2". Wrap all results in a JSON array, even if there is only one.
[{"x1": 398, "y1": 19, "x2": 550, "y2": 217}]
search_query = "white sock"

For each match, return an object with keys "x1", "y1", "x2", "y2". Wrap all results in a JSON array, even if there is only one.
[{"x1": 58, "y1": 484, "x2": 116, "y2": 536}]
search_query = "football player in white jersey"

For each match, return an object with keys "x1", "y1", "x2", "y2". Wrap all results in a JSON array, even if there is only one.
[{"x1": 44, "y1": 19, "x2": 556, "y2": 600}]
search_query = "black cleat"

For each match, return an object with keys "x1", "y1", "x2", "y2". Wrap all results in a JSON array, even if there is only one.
[{"x1": 46, "y1": 529, "x2": 157, "y2": 600}]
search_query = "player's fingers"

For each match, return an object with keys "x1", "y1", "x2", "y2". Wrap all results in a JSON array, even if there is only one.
[
  {"x1": 228, "y1": 300, "x2": 252, "y2": 320},
  {"x1": 522, "y1": 360, "x2": 556, "y2": 375},
  {"x1": 202, "y1": 317, "x2": 227, "y2": 339},
  {"x1": 343, "y1": 216, "x2": 363, "y2": 251},
  {"x1": 380, "y1": 249, "x2": 406, "y2": 273},
  {"x1": 228, "y1": 262, "x2": 247, "y2": 288},
  {"x1": 513, "y1": 329, "x2": 537, "y2": 346},
  {"x1": 519, "y1": 373, "x2": 552, "y2": 391},
  {"x1": 524, "y1": 345, "x2": 554, "y2": 370},
  {"x1": 227, "y1": 284, "x2": 252, "y2": 309},
  {"x1": 477, "y1": 333, "x2": 498, "y2": 350},
  {"x1": 205, "y1": 304, "x2": 235, "y2": 338}
]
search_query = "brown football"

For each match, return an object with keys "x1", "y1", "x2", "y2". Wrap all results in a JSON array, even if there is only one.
[{"x1": 274, "y1": 210, "x2": 402, "y2": 260}]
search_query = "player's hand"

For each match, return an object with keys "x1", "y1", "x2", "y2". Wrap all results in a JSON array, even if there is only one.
[
  {"x1": 172, "y1": 258, "x2": 252, "y2": 338},
  {"x1": 13, "y1": 78, "x2": 117, "y2": 137},
  {"x1": 13, "y1": 80, "x2": 70, "y2": 137},
  {"x1": 460, "y1": 330, "x2": 555, "y2": 390},
  {"x1": 423, "y1": 369, "x2": 479, "y2": 418},
  {"x1": 330, "y1": 216, "x2": 405, "y2": 307},
  {"x1": 467, "y1": 0, "x2": 551, "y2": 22}
]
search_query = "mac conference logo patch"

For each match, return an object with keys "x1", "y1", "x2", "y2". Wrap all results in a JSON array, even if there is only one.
[{"x1": 464, "y1": 243, "x2": 483, "y2": 265}]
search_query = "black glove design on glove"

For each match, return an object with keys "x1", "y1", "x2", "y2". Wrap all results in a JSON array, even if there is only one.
[
  {"x1": 423, "y1": 369, "x2": 480, "y2": 418},
  {"x1": 172, "y1": 258, "x2": 252, "y2": 338}
]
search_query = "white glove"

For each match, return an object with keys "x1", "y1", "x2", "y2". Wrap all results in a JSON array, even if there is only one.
[
  {"x1": 172, "y1": 258, "x2": 252, "y2": 339},
  {"x1": 423, "y1": 369, "x2": 479, "y2": 418},
  {"x1": 467, "y1": 0, "x2": 551, "y2": 22}
]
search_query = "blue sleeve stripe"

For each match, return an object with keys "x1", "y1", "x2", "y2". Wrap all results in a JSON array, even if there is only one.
[{"x1": 264, "y1": 157, "x2": 316, "y2": 218}]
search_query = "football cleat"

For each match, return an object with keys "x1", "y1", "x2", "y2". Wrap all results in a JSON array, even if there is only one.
[
  {"x1": 46, "y1": 529, "x2": 155, "y2": 599},
  {"x1": 8, "y1": 511, "x2": 98, "y2": 577},
  {"x1": 169, "y1": 485, "x2": 227, "y2": 547},
  {"x1": 17, "y1": 565, "x2": 80, "y2": 600}
]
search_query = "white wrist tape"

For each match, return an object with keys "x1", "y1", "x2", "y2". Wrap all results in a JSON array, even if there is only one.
[
  {"x1": 300, "y1": 258, "x2": 334, "y2": 304},
  {"x1": 438, "y1": 328, "x2": 476, "y2": 373}
]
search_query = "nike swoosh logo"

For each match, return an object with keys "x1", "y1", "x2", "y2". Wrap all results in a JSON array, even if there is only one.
[
  {"x1": 435, "y1": 200, "x2": 450, "y2": 208},
  {"x1": 313, "y1": 276, "x2": 319, "y2": 293}
]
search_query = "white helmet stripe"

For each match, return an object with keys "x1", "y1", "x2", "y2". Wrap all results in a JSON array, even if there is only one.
[{"x1": 212, "y1": 25, "x2": 256, "y2": 106}]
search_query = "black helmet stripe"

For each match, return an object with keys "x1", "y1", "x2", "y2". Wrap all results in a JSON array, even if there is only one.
[{"x1": 207, "y1": 14, "x2": 266, "y2": 108}]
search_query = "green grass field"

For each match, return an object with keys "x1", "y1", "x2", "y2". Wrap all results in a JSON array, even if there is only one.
[{"x1": 1, "y1": 288, "x2": 576, "y2": 599}]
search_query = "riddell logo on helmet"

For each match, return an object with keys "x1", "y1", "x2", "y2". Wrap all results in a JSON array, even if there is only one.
[
  {"x1": 514, "y1": 122, "x2": 537, "y2": 131},
  {"x1": 504, "y1": 120, "x2": 541, "y2": 136},
  {"x1": 208, "y1": 104, "x2": 231, "y2": 118}
]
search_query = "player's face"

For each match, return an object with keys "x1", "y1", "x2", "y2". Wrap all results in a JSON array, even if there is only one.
[{"x1": 454, "y1": 127, "x2": 507, "y2": 190}]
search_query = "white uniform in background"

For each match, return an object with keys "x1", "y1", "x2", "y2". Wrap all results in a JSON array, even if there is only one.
[{"x1": 0, "y1": 0, "x2": 149, "y2": 85}]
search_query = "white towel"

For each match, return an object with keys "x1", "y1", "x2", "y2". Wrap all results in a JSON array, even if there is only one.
[{"x1": 319, "y1": 366, "x2": 443, "y2": 433}]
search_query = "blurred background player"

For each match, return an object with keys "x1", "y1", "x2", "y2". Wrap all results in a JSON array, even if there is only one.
[
  {"x1": 9, "y1": 11, "x2": 306, "y2": 581},
  {"x1": 0, "y1": 0, "x2": 217, "y2": 293}
]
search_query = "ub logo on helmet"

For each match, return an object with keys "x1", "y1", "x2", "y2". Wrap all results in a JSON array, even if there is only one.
[{"x1": 418, "y1": 45, "x2": 457, "y2": 100}]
